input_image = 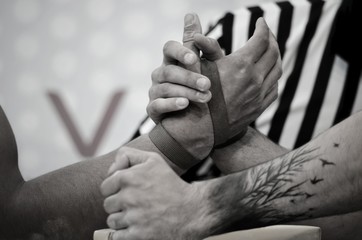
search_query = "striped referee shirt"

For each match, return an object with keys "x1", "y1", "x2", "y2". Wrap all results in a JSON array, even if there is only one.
[{"x1": 131, "y1": 0, "x2": 362, "y2": 180}]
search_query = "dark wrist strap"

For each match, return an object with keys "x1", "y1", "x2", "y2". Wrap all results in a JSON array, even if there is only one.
[
  {"x1": 149, "y1": 122, "x2": 199, "y2": 170},
  {"x1": 201, "y1": 59, "x2": 232, "y2": 147}
]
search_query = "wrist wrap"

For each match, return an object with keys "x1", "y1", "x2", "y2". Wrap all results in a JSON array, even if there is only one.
[
  {"x1": 149, "y1": 122, "x2": 198, "y2": 170},
  {"x1": 149, "y1": 59, "x2": 243, "y2": 169}
]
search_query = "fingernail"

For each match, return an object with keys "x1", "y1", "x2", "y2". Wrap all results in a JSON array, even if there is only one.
[
  {"x1": 196, "y1": 78, "x2": 208, "y2": 91},
  {"x1": 176, "y1": 98, "x2": 188, "y2": 108},
  {"x1": 184, "y1": 53, "x2": 196, "y2": 65},
  {"x1": 185, "y1": 13, "x2": 195, "y2": 27}
]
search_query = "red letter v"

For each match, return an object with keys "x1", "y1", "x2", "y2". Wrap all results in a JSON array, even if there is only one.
[{"x1": 48, "y1": 91, "x2": 125, "y2": 157}]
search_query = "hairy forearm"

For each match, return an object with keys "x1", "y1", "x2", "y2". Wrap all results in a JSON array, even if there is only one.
[
  {"x1": 1, "y1": 129, "x2": 209, "y2": 239},
  {"x1": 211, "y1": 126, "x2": 288, "y2": 173},
  {"x1": 202, "y1": 112, "x2": 362, "y2": 235},
  {"x1": 1, "y1": 151, "x2": 116, "y2": 239}
]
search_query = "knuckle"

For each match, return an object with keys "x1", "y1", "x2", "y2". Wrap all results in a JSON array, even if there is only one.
[
  {"x1": 151, "y1": 67, "x2": 161, "y2": 82},
  {"x1": 163, "y1": 65, "x2": 174, "y2": 80},
  {"x1": 124, "y1": 170, "x2": 136, "y2": 181},
  {"x1": 160, "y1": 83, "x2": 172, "y2": 96},
  {"x1": 148, "y1": 86, "x2": 156, "y2": 99},
  {"x1": 239, "y1": 57, "x2": 253, "y2": 69},
  {"x1": 163, "y1": 40, "x2": 174, "y2": 54}
]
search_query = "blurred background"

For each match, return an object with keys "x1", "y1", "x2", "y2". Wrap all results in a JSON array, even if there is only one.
[{"x1": 0, "y1": 0, "x2": 262, "y2": 180}]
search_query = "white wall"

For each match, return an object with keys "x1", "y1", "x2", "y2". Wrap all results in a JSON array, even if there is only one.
[{"x1": 0, "y1": 0, "x2": 255, "y2": 180}]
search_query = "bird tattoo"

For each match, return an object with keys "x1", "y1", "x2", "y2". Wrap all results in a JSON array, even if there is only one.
[
  {"x1": 319, "y1": 158, "x2": 336, "y2": 167},
  {"x1": 310, "y1": 176, "x2": 324, "y2": 184}
]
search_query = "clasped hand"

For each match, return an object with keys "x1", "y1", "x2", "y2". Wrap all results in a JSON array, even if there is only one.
[{"x1": 100, "y1": 13, "x2": 282, "y2": 240}]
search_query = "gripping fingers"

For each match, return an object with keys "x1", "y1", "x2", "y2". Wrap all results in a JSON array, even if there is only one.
[
  {"x1": 101, "y1": 170, "x2": 128, "y2": 197},
  {"x1": 107, "y1": 212, "x2": 128, "y2": 230},
  {"x1": 147, "y1": 98, "x2": 189, "y2": 123},
  {"x1": 103, "y1": 191, "x2": 125, "y2": 214},
  {"x1": 149, "y1": 83, "x2": 211, "y2": 103},
  {"x1": 194, "y1": 33, "x2": 224, "y2": 61},
  {"x1": 162, "y1": 40, "x2": 198, "y2": 66},
  {"x1": 110, "y1": 230, "x2": 130, "y2": 240},
  {"x1": 151, "y1": 65, "x2": 210, "y2": 91}
]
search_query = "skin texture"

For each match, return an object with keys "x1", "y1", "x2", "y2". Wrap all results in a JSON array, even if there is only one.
[
  {"x1": 101, "y1": 148, "x2": 211, "y2": 240},
  {"x1": 146, "y1": 14, "x2": 362, "y2": 240},
  {"x1": 101, "y1": 111, "x2": 362, "y2": 240},
  {"x1": 149, "y1": 15, "x2": 281, "y2": 140},
  {"x1": 0, "y1": 13, "x2": 278, "y2": 239}
]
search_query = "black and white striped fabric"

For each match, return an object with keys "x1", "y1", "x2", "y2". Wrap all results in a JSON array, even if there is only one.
[{"x1": 131, "y1": 0, "x2": 362, "y2": 181}]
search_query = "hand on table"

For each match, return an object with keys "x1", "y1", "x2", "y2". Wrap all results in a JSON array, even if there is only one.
[{"x1": 100, "y1": 147, "x2": 211, "y2": 240}]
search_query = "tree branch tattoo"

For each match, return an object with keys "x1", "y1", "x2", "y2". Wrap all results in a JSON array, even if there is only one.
[
  {"x1": 209, "y1": 145, "x2": 336, "y2": 232},
  {"x1": 239, "y1": 146, "x2": 320, "y2": 224}
]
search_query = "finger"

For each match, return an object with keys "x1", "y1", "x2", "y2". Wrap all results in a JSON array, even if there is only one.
[
  {"x1": 147, "y1": 98, "x2": 189, "y2": 123},
  {"x1": 111, "y1": 229, "x2": 130, "y2": 240},
  {"x1": 107, "y1": 151, "x2": 130, "y2": 176},
  {"x1": 118, "y1": 147, "x2": 157, "y2": 167},
  {"x1": 153, "y1": 64, "x2": 211, "y2": 91},
  {"x1": 162, "y1": 40, "x2": 198, "y2": 66},
  {"x1": 255, "y1": 30, "x2": 280, "y2": 77},
  {"x1": 233, "y1": 17, "x2": 269, "y2": 63},
  {"x1": 261, "y1": 56, "x2": 282, "y2": 97},
  {"x1": 183, "y1": 13, "x2": 202, "y2": 54},
  {"x1": 194, "y1": 33, "x2": 224, "y2": 61},
  {"x1": 183, "y1": 13, "x2": 202, "y2": 73},
  {"x1": 149, "y1": 83, "x2": 211, "y2": 103},
  {"x1": 101, "y1": 170, "x2": 127, "y2": 197},
  {"x1": 103, "y1": 191, "x2": 124, "y2": 214},
  {"x1": 107, "y1": 212, "x2": 128, "y2": 230}
]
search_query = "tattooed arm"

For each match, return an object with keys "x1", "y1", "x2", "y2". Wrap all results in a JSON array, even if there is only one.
[
  {"x1": 99, "y1": 111, "x2": 362, "y2": 239},
  {"x1": 210, "y1": 116, "x2": 362, "y2": 239},
  {"x1": 211, "y1": 126, "x2": 289, "y2": 173},
  {"x1": 201, "y1": 110, "x2": 362, "y2": 235}
]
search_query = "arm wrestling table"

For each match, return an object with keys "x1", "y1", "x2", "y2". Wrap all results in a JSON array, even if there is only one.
[{"x1": 93, "y1": 225, "x2": 321, "y2": 240}]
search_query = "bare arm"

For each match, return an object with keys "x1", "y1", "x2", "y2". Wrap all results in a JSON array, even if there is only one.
[
  {"x1": 0, "y1": 13, "x2": 256, "y2": 239},
  {"x1": 0, "y1": 13, "x2": 279, "y2": 239},
  {"x1": 99, "y1": 111, "x2": 362, "y2": 239},
  {"x1": 202, "y1": 111, "x2": 362, "y2": 235},
  {"x1": 211, "y1": 126, "x2": 288, "y2": 173}
]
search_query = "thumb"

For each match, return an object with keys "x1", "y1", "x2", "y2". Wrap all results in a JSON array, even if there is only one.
[{"x1": 183, "y1": 13, "x2": 202, "y2": 73}]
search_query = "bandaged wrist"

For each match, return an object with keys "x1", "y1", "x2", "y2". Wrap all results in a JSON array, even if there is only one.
[
  {"x1": 201, "y1": 59, "x2": 245, "y2": 148},
  {"x1": 149, "y1": 122, "x2": 200, "y2": 170}
]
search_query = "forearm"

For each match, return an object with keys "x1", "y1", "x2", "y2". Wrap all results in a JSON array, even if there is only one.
[
  {"x1": 211, "y1": 126, "x2": 288, "y2": 173},
  {"x1": 1, "y1": 130, "x2": 209, "y2": 239},
  {"x1": 2, "y1": 151, "x2": 116, "y2": 239},
  {"x1": 202, "y1": 112, "x2": 362, "y2": 235}
]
